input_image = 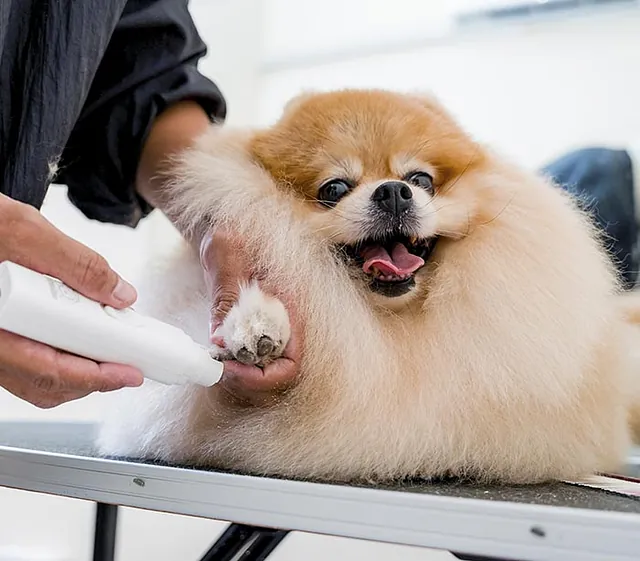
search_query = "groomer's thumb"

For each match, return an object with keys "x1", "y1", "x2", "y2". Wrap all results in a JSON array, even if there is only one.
[
  {"x1": 209, "y1": 282, "x2": 241, "y2": 337},
  {"x1": 0, "y1": 195, "x2": 136, "y2": 309},
  {"x1": 41, "y1": 227, "x2": 137, "y2": 309},
  {"x1": 67, "y1": 249, "x2": 138, "y2": 308},
  {"x1": 199, "y1": 228, "x2": 249, "y2": 340}
]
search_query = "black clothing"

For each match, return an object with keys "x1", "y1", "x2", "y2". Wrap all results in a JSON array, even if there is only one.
[{"x1": 0, "y1": 0, "x2": 226, "y2": 226}]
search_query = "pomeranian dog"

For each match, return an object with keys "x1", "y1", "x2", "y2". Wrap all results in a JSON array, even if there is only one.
[{"x1": 97, "y1": 89, "x2": 640, "y2": 484}]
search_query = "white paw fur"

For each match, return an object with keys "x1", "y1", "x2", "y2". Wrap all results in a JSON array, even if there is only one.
[{"x1": 214, "y1": 281, "x2": 291, "y2": 365}]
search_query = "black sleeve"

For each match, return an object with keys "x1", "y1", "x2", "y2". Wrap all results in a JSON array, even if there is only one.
[{"x1": 57, "y1": 0, "x2": 226, "y2": 227}]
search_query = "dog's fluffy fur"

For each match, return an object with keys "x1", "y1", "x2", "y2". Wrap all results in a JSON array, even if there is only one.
[{"x1": 97, "y1": 89, "x2": 640, "y2": 484}]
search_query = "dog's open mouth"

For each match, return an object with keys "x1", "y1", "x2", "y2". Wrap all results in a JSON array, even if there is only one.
[{"x1": 340, "y1": 235, "x2": 438, "y2": 296}]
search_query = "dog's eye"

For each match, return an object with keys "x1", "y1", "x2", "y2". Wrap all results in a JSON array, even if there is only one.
[
  {"x1": 318, "y1": 179, "x2": 351, "y2": 207},
  {"x1": 406, "y1": 171, "x2": 434, "y2": 192}
]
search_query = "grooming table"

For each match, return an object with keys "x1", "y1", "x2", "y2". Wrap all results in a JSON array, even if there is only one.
[{"x1": 0, "y1": 422, "x2": 640, "y2": 561}]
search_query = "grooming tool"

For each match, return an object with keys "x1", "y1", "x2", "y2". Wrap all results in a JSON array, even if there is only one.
[{"x1": 0, "y1": 261, "x2": 223, "y2": 386}]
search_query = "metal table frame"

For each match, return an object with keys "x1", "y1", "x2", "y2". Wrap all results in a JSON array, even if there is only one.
[
  {"x1": 88, "y1": 502, "x2": 497, "y2": 561},
  {"x1": 1, "y1": 422, "x2": 640, "y2": 561},
  {"x1": 88, "y1": 503, "x2": 514, "y2": 561}
]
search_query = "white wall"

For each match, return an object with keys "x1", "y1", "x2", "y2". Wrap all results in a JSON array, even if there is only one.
[
  {"x1": 1, "y1": 1, "x2": 639, "y2": 560},
  {"x1": 190, "y1": 0, "x2": 264, "y2": 127}
]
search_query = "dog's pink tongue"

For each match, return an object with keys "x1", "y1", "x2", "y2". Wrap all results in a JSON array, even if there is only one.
[{"x1": 362, "y1": 243, "x2": 424, "y2": 275}]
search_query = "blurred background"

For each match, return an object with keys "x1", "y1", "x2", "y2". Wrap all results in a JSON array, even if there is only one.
[{"x1": 1, "y1": 0, "x2": 640, "y2": 559}]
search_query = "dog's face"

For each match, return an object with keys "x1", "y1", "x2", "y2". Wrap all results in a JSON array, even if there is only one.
[{"x1": 250, "y1": 89, "x2": 488, "y2": 304}]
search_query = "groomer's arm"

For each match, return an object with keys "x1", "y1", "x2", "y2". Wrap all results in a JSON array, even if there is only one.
[
  {"x1": 136, "y1": 102, "x2": 302, "y2": 405},
  {"x1": 135, "y1": 100, "x2": 208, "y2": 230},
  {"x1": 58, "y1": 0, "x2": 300, "y2": 404}
]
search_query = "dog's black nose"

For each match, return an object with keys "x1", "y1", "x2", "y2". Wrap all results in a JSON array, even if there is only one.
[{"x1": 371, "y1": 181, "x2": 413, "y2": 216}]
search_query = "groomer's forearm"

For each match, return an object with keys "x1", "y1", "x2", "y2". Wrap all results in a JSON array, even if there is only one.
[{"x1": 136, "y1": 100, "x2": 212, "y2": 244}]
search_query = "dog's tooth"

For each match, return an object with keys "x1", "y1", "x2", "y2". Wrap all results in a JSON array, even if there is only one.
[{"x1": 409, "y1": 236, "x2": 418, "y2": 245}]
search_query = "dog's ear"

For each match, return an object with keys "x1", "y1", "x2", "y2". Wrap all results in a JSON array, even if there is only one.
[
  {"x1": 249, "y1": 90, "x2": 318, "y2": 171},
  {"x1": 405, "y1": 91, "x2": 459, "y2": 122},
  {"x1": 281, "y1": 90, "x2": 317, "y2": 116},
  {"x1": 406, "y1": 90, "x2": 483, "y2": 152}
]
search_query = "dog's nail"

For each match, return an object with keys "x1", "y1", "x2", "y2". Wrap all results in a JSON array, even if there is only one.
[
  {"x1": 236, "y1": 348, "x2": 258, "y2": 365},
  {"x1": 257, "y1": 336, "x2": 275, "y2": 357}
]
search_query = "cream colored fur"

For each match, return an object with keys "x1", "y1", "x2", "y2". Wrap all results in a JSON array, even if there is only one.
[{"x1": 98, "y1": 98, "x2": 640, "y2": 484}]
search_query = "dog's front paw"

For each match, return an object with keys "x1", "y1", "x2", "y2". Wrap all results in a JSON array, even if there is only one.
[{"x1": 214, "y1": 282, "x2": 291, "y2": 367}]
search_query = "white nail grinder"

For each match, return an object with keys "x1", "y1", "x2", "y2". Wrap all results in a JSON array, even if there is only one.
[{"x1": 0, "y1": 261, "x2": 223, "y2": 386}]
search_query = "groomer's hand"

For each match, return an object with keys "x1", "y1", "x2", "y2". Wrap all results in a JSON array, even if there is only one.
[
  {"x1": 0, "y1": 194, "x2": 143, "y2": 408},
  {"x1": 200, "y1": 226, "x2": 302, "y2": 406}
]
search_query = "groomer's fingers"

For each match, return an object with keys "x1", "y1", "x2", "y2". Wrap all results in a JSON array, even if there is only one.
[
  {"x1": 0, "y1": 329, "x2": 143, "y2": 391},
  {"x1": 199, "y1": 225, "x2": 303, "y2": 406},
  {"x1": 199, "y1": 227, "x2": 252, "y2": 335},
  {"x1": 0, "y1": 194, "x2": 137, "y2": 308},
  {"x1": 220, "y1": 357, "x2": 299, "y2": 406},
  {"x1": 0, "y1": 377, "x2": 97, "y2": 410},
  {"x1": 0, "y1": 329, "x2": 143, "y2": 408}
]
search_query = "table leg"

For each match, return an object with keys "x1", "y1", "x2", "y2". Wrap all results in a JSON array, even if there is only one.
[
  {"x1": 199, "y1": 523, "x2": 289, "y2": 561},
  {"x1": 92, "y1": 502, "x2": 119, "y2": 561}
]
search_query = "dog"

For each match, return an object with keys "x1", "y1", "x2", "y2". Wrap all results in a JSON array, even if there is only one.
[{"x1": 97, "y1": 89, "x2": 640, "y2": 484}]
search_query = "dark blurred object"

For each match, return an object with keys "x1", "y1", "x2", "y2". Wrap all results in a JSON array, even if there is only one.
[
  {"x1": 541, "y1": 147, "x2": 638, "y2": 289},
  {"x1": 457, "y1": 0, "x2": 638, "y2": 26}
]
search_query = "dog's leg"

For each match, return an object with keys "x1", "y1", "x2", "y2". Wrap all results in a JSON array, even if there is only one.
[{"x1": 213, "y1": 281, "x2": 291, "y2": 366}]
